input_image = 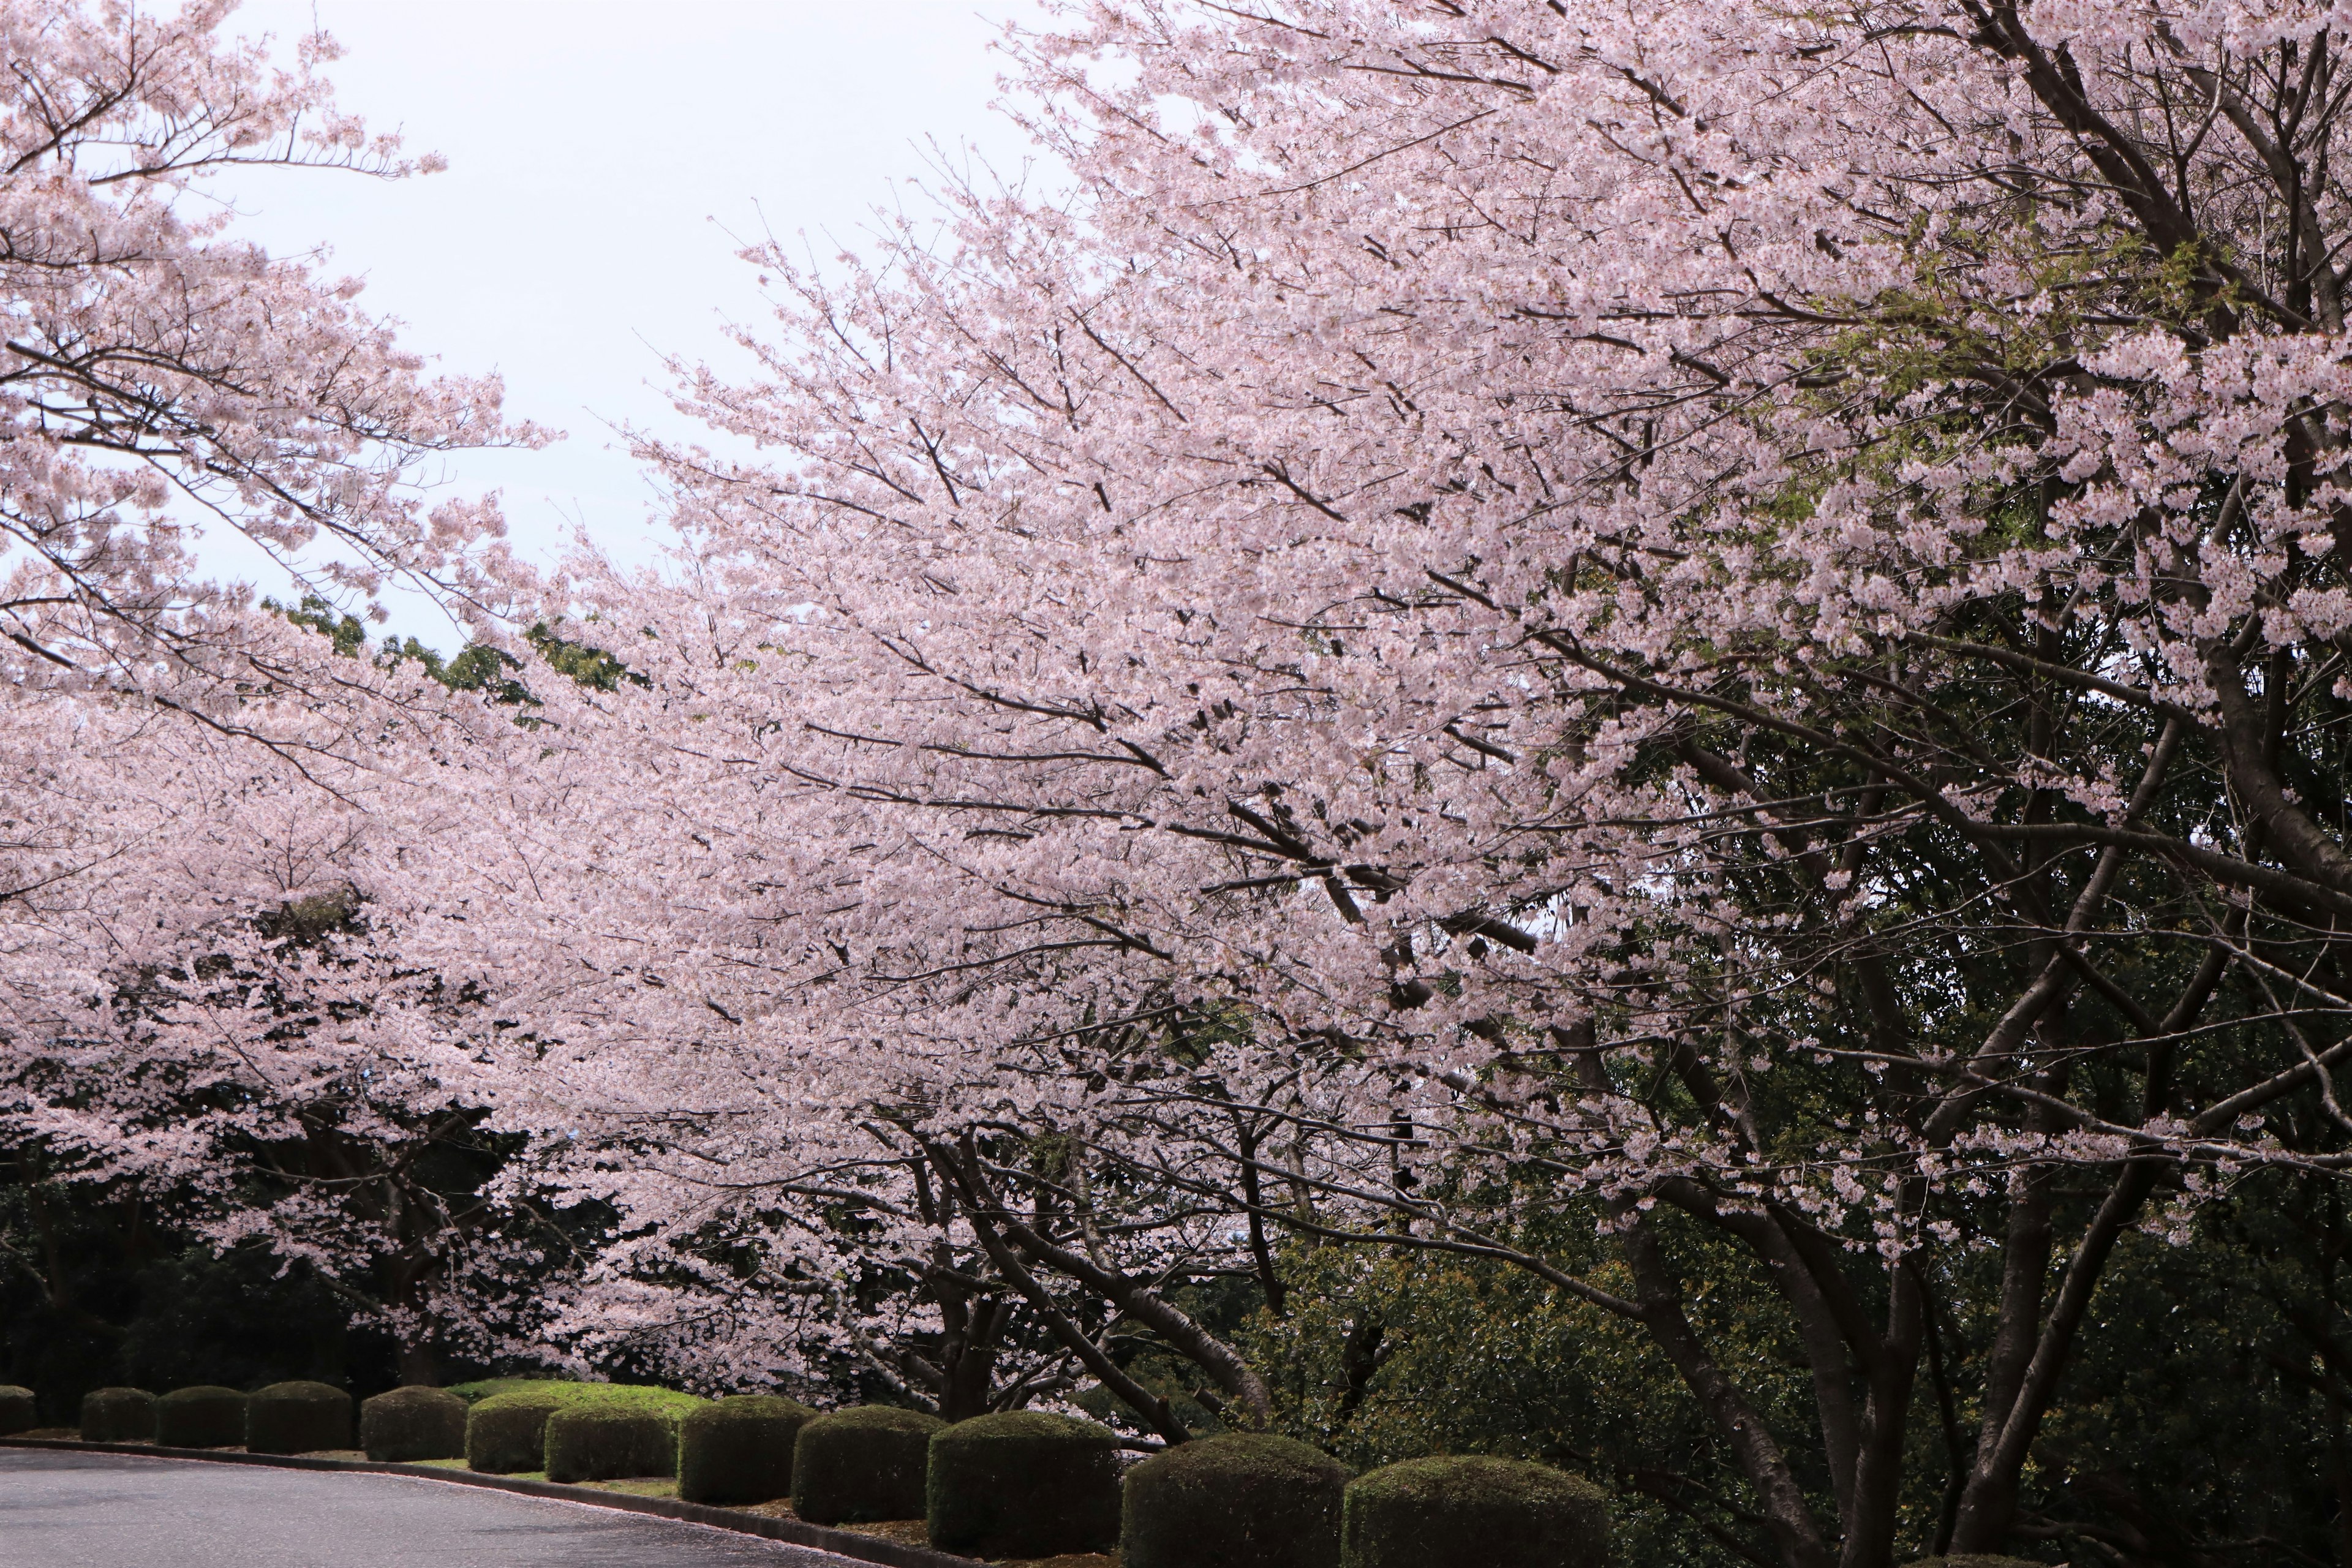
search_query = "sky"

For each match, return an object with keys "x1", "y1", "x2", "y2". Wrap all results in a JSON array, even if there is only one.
[{"x1": 214, "y1": 0, "x2": 1050, "y2": 646}]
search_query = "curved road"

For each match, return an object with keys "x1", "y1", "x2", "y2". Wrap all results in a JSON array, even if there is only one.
[{"x1": 0, "y1": 1449, "x2": 862, "y2": 1567}]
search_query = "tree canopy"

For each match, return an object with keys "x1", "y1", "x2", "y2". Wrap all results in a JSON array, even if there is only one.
[{"x1": 11, "y1": 5, "x2": 2352, "y2": 1567}]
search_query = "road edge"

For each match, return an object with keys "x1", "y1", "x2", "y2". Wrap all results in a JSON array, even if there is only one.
[{"x1": 0, "y1": 1435, "x2": 978, "y2": 1568}]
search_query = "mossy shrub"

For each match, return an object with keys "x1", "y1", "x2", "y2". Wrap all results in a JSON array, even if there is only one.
[
  {"x1": 677, "y1": 1395, "x2": 817, "y2": 1506},
  {"x1": 799, "y1": 1401, "x2": 945, "y2": 1523},
  {"x1": 792, "y1": 1406, "x2": 946, "y2": 1524},
  {"x1": 1341, "y1": 1455, "x2": 1610, "y2": 1568},
  {"x1": 1123, "y1": 1433, "x2": 1353, "y2": 1568},
  {"x1": 155, "y1": 1386, "x2": 247, "y2": 1449},
  {"x1": 0, "y1": 1386, "x2": 36, "y2": 1436},
  {"x1": 462, "y1": 1383, "x2": 703, "y2": 1474},
  {"x1": 927, "y1": 1410, "x2": 1123, "y2": 1559},
  {"x1": 80, "y1": 1387, "x2": 156, "y2": 1443},
  {"x1": 245, "y1": 1381, "x2": 352, "y2": 1455},
  {"x1": 361, "y1": 1386, "x2": 468, "y2": 1463},
  {"x1": 543, "y1": 1404, "x2": 682, "y2": 1482}
]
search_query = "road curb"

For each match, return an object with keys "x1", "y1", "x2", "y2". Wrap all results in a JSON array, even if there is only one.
[{"x1": 0, "y1": 1436, "x2": 978, "y2": 1568}]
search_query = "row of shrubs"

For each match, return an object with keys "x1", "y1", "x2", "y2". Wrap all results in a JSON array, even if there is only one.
[
  {"x1": 0, "y1": 1381, "x2": 357, "y2": 1455},
  {"x1": 418, "y1": 1384, "x2": 1615, "y2": 1568},
  {"x1": 3, "y1": 1375, "x2": 1613, "y2": 1566}
]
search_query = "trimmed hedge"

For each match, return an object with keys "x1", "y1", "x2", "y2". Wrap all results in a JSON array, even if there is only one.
[
  {"x1": 544, "y1": 1403, "x2": 689, "y2": 1483},
  {"x1": 678, "y1": 1395, "x2": 818, "y2": 1506},
  {"x1": 80, "y1": 1387, "x2": 156, "y2": 1442},
  {"x1": 361, "y1": 1386, "x2": 468, "y2": 1463},
  {"x1": 1341, "y1": 1455, "x2": 1610, "y2": 1568},
  {"x1": 447, "y1": 1377, "x2": 557, "y2": 1404},
  {"x1": 793, "y1": 1406, "x2": 946, "y2": 1524},
  {"x1": 246, "y1": 1381, "x2": 352, "y2": 1455},
  {"x1": 1123, "y1": 1433, "x2": 1353, "y2": 1568},
  {"x1": 927, "y1": 1410, "x2": 1123, "y2": 1559},
  {"x1": 462, "y1": 1382, "x2": 704, "y2": 1474},
  {"x1": 155, "y1": 1386, "x2": 247, "y2": 1449},
  {"x1": 0, "y1": 1386, "x2": 35, "y2": 1436}
]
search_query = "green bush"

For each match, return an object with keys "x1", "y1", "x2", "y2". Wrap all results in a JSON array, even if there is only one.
[
  {"x1": 462, "y1": 1382, "x2": 703, "y2": 1474},
  {"x1": 677, "y1": 1394, "x2": 816, "y2": 1506},
  {"x1": 544, "y1": 1402, "x2": 690, "y2": 1482},
  {"x1": 927, "y1": 1410, "x2": 1123, "y2": 1559},
  {"x1": 1123, "y1": 1433, "x2": 1353, "y2": 1568},
  {"x1": 793, "y1": 1406, "x2": 946, "y2": 1523},
  {"x1": 80, "y1": 1387, "x2": 156, "y2": 1442},
  {"x1": 361, "y1": 1386, "x2": 469, "y2": 1462},
  {"x1": 155, "y1": 1386, "x2": 246, "y2": 1449},
  {"x1": 246, "y1": 1381, "x2": 352, "y2": 1455},
  {"x1": 1341, "y1": 1455, "x2": 1610, "y2": 1568},
  {"x1": 0, "y1": 1386, "x2": 36, "y2": 1436}
]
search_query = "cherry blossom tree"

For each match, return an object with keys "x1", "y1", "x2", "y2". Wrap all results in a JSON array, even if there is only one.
[
  {"x1": 0, "y1": 0, "x2": 535, "y2": 700},
  {"x1": 501, "y1": 3, "x2": 2352, "y2": 1564},
  {"x1": 23, "y1": 2, "x2": 2352, "y2": 1562},
  {"x1": 0, "y1": 611, "x2": 592, "y2": 1384},
  {"x1": 0, "y1": 0, "x2": 549, "y2": 1383}
]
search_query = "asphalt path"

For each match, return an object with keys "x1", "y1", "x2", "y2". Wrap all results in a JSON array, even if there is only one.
[{"x1": 0, "y1": 1449, "x2": 865, "y2": 1568}]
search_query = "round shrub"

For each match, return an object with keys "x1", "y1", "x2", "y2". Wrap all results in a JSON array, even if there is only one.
[
  {"x1": 155, "y1": 1386, "x2": 246, "y2": 1449},
  {"x1": 1124, "y1": 1433, "x2": 1353, "y2": 1568},
  {"x1": 361, "y1": 1385, "x2": 468, "y2": 1463},
  {"x1": 0, "y1": 1386, "x2": 36, "y2": 1436},
  {"x1": 245, "y1": 1381, "x2": 352, "y2": 1455},
  {"x1": 927, "y1": 1410, "x2": 1123, "y2": 1559},
  {"x1": 463, "y1": 1383, "x2": 703, "y2": 1474},
  {"x1": 79, "y1": 1387, "x2": 156, "y2": 1443},
  {"x1": 678, "y1": 1395, "x2": 817, "y2": 1506},
  {"x1": 793, "y1": 1406, "x2": 946, "y2": 1524},
  {"x1": 1341, "y1": 1455, "x2": 1610, "y2": 1568},
  {"x1": 544, "y1": 1403, "x2": 680, "y2": 1483}
]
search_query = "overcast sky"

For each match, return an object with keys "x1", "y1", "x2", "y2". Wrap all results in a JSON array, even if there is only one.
[{"x1": 216, "y1": 0, "x2": 1047, "y2": 644}]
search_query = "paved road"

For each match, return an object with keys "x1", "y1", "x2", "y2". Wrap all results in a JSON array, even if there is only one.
[{"x1": 0, "y1": 1450, "x2": 863, "y2": 1568}]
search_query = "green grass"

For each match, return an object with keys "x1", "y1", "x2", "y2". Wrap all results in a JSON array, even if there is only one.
[{"x1": 578, "y1": 1476, "x2": 680, "y2": 1497}]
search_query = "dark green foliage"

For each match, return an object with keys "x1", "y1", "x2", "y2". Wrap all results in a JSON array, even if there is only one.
[
  {"x1": 677, "y1": 1394, "x2": 816, "y2": 1505},
  {"x1": 154, "y1": 1386, "x2": 246, "y2": 1448},
  {"x1": 279, "y1": 590, "x2": 639, "y2": 704},
  {"x1": 246, "y1": 1381, "x2": 352, "y2": 1455},
  {"x1": 925, "y1": 1410, "x2": 1123, "y2": 1559},
  {"x1": 0, "y1": 1386, "x2": 34, "y2": 1434},
  {"x1": 543, "y1": 1403, "x2": 685, "y2": 1482},
  {"x1": 80, "y1": 1386, "x2": 155, "y2": 1442},
  {"x1": 383, "y1": 637, "x2": 529, "y2": 703},
  {"x1": 361, "y1": 1386, "x2": 467, "y2": 1462},
  {"x1": 524, "y1": 620, "x2": 641, "y2": 691},
  {"x1": 0, "y1": 1175, "x2": 385, "y2": 1431},
  {"x1": 792, "y1": 1406, "x2": 946, "y2": 1524},
  {"x1": 1122, "y1": 1433, "x2": 1352, "y2": 1568},
  {"x1": 269, "y1": 596, "x2": 369, "y2": 658},
  {"x1": 1341, "y1": 1456, "x2": 1610, "y2": 1568},
  {"x1": 466, "y1": 1392, "x2": 555, "y2": 1474},
  {"x1": 462, "y1": 1382, "x2": 702, "y2": 1473}
]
